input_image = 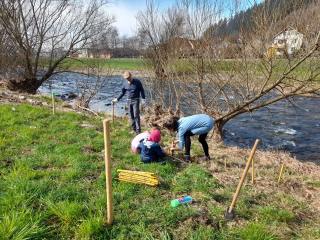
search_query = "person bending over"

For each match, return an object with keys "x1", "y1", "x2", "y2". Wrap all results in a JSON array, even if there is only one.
[{"x1": 163, "y1": 114, "x2": 214, "y2": 162}]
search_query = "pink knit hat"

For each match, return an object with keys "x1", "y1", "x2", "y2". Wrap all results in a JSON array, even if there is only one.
[{"x1": 148, "y1": 129, "x2": 161, "y2": 142}]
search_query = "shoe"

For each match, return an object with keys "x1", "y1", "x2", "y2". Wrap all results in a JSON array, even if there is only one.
[
  {"x1": 184, "y1": 155, "x2": 191, "y2": 162},
  {"x1": 200, "y1": 155, "x2": 211, "y2": 161}
]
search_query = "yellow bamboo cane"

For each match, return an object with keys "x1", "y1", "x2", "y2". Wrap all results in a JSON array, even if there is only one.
[
  {"x1": 118, "y1": 178, "x2": 158, "y2": 186},
  {"x1": 51, "y1": 91, "x2": 55, "y2": 115},
  {"x1": 119, "y1": 174, "x2": 158, "y2": 180},
  {"x1": 119, "y1": 176, "x2": 159, "y2": 183},
  {"x1": 118, "y1": 175, "x2": 159, "y2": 185},
  {"x1": 251, "y1": 157, "x2": 255, "y2": 184},
  {"x1": 117, "y1": 169, "x2": 156, "y2": 176},
  {"x1": 119, "y1": 174, "x2": 158, "y2": 179},
  {"x1": 112, "y1": 102, "x2": 115, "y2": 123},
  {"x1": 278, "y1": 163, "x2": 285, "y2": 183}
]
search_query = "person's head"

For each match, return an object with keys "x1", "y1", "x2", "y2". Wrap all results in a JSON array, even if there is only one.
[
  {"x1": 123, "y1": 71, "x2": 132, "y2": 82},
  {"x1": 162, "y1": 116, "x2": 179, "y2": 132},
  {"x1": 148, "y1": 128, "x2": 161, "y2": 143}
]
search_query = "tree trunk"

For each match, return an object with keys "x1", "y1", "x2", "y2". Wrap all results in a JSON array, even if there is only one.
[
  {"x1": 6, "y1": 77, "x2": 42, "y2": 94},
  {"x1": 212, "y1": 119, "x2": 225, "y2": 143}
]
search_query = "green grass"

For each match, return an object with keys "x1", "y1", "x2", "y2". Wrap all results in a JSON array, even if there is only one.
[
  {"x1": 169, "y1": 58, "x2": 320, "y2": 79},
  {"x1": 0, "y1": 103, "x2": 319, "y2": 239},
  {"x1": 41, "y1": 56, "x2": 320, "y2": 84},
  {"x1": 60, "y1": 57, "x2": 147, "y2": 71},
  {"x1": 234, "y1": 223, "x2": 278, "y2": 240},
  {"x1": 258, "y1": 206, "x2": 295, "y2": 224}
]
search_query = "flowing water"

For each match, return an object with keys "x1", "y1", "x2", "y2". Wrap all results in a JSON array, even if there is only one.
[{"x1": 39, "y1": 72, "x2": 320, "y2": 163}]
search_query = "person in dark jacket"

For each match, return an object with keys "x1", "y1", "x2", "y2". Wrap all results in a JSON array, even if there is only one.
[
  {"x1": 112, "y1": 71, "x2": 145, "y2": 134},
  {"x1": 163, "y1": 114, "x2": 214, "y2": 161},
  {"x1": 138, "y1": 129, "x2": 165, "y2": 163}
]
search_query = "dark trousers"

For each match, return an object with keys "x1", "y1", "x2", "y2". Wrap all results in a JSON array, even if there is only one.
[
  {"x1": 184, "y1": 130, "x2": 209, "y2": 157},
  {"x1": 128, "y1": 99, "x2": 140, "y2": 133}
]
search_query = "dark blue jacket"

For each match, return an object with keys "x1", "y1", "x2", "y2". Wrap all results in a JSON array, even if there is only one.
[
  {"x1": 138, "y1": 140, "x2": 165, "y2": 163},
  {"x1": 117, "y1": 78, "x2": 145, "y2": 101}
]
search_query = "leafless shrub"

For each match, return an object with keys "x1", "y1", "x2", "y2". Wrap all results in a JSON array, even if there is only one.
[
  {"x1": 74, "y1": 59, "x2": 113, "y2": 108},
  {"x1": 138, "y1": 0, "x2": 320, "y2": 141},
  {"x1": 0, "y1": 0, "x2": 113, "y2": 93},
  {"x1": 144, "y1": 104, "x2": 180, "y2": 128}
]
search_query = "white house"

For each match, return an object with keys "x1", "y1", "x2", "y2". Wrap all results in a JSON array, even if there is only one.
[
  {"x1": 77, "y1": 49, "x2": 89, "y2": 58},
  {"x1": 272, "y1": 27, "x2": 304, "y2": 56},
  {"x1": 72, "y1": 48, "x2": 112, "y2": 59}
]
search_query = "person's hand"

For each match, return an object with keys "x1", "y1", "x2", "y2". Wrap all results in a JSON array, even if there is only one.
[
  {"x1": 111, "y1": 98, "x2": 118, "y2": 104},
  {"x1": 141, "y1": 99, "x2": 146, "y2": 106}
]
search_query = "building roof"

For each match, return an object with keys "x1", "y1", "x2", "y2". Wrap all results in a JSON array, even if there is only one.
[{"x1": 274, "y1": 26, "x2": 301, "y2": 39}]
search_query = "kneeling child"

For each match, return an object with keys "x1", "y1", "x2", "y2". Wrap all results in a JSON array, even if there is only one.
[{"x1": 138, "y1": 129, "x2": 165, "y2": 163}]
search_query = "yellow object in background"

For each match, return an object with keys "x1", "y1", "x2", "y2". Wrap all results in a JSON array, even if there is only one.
[
  {"x1": 117, "y1": 169, "x2": 159, "y2": 186},
  {"x1": 267, "y1": 47, "x2": 277, "y2": 60}
]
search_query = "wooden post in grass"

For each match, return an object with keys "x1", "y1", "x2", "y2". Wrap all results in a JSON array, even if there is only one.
[
  {"x1": 171, "y1": 139, "x2": 175, "y2": 156},
  {"x1": 225, "y1": 139, "x2": 260, "y2": 219},
  {"x1": 51, "y1": 91, "x2": 55, "y2": 115},
  {"x1": 251, "y1": 158, "x2": 255, "y2": 184},
  {"x1": 278, "y1": 163, "x2": 285, "y2": 183},
  {"x1": 103, "y1": 119, "x2": 113, "y2": 225},
  {"x1": 112, "y1": 102, "x2": 115, "y2": 123}
]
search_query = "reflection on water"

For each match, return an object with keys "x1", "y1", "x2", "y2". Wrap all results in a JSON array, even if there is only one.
[{"x1": 39, "y1": 72, "x2": 320, "y2": 163}]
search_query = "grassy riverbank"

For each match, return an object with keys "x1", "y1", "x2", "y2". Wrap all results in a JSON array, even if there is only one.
[
  {"x1": 1, "y1": 103, "x2": 320, "y2": 239},
  {"x1": 62, "y1": 58, "x2": 147, "y2": 71},
  {"x1": 61, "y1": 57, "x2": 320, "y2": 82}
]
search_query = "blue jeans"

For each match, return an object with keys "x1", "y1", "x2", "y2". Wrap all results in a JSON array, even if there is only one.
[{"x1": 128, "y1": 99, "x2": 140, "y2": 133}]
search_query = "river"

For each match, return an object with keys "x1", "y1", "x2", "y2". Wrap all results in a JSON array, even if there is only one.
[{"x1": 39, "y1": 72, "x2": 320, "y2": 163}]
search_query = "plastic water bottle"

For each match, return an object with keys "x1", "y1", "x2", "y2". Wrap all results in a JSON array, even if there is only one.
[{"x1": 171, "y1": 196, "x2": 192, "y2": 207}]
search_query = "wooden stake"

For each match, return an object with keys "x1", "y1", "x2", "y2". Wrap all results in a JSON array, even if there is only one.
[
  {"x1": 278, "y1": 163, "x2": 285, "y2": 183},
  {"x1": 227, "y1": 139, "x2": 260, "y2": 214},
  {"x1": 51, "y1": 91, "x2": 55, "y2": 115},
  {"x1": 77, "y1": 105, "x2": 99, "y2": 116},
  {"x1": 251, "y1": 157, "x2": 255, "y2": 184},
  {"x1": 224, "y1": 158, "x2": 227, "y2": 170},
  {"x1": 112, "y1": 102, "x2": 115, "y2": 123},
  {"x1": 171, "y1": 139, "x2": 175, "y2": 156},
  {"x1": 103, "y1": 119, "x2": 113, "y2": 225}
]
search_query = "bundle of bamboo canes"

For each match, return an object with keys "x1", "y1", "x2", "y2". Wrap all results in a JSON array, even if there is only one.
[{"x1": 117, "y1": 170, "x2": 159, "y2": 186}]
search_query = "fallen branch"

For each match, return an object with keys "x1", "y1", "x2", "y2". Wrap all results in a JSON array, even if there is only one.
[{"x1": 77, "y1": 105, "x2": 100, "y2": 116}]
